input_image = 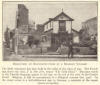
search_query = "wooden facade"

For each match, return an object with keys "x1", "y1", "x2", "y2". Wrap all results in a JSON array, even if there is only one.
[{"x1": 43, "y1": 11, "x2": 79, "y2": 50}]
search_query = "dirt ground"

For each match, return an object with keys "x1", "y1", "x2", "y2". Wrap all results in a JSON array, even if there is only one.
[{"x1": 3, "y1": 44, "x2": 97, "y2": 61}]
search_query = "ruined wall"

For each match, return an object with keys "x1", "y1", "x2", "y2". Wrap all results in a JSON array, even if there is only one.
[
  {"x1": 17, "y1": 4, "x2": 29, "y2": 28},
  {"x1": 79, "y1": 17, "x2": 97, "y2": 46}
]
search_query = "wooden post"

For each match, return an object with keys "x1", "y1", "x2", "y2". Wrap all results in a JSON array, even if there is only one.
[
  {"x1": 71, "y1": 21, "x2": 73, "y2": 45},
  {"x1": 15, "y1": 11, "x2": 18, "y2": 55},
  {"x1": 71, "y1": 21, "x2": 72, "y2": 34}
]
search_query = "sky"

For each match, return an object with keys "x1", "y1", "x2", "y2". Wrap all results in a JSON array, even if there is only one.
[{"x1": 3, "y1": 1, "x2": 97, "y2": 32}]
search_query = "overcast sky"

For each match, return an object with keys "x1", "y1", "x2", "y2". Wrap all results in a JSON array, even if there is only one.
[{"x1": 3, "y1": 1, "x2": 97, "y2": 32}]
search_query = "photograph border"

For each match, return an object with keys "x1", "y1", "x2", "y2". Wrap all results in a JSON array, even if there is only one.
[{"x1": 2, "y1": 1, "x2": 98, "y2": 61}]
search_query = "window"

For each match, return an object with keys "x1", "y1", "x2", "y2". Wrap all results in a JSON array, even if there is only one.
[{"x1": 59, "y1": 20, "x2": 66, "y2": 32}]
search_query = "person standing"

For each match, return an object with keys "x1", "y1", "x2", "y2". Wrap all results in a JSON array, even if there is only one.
[
  {"x1": 4, "y1": 27, "x2": 10, "y2": 48},
  {"x1": 68, "y1": 40, "x2": 73, "y2": 58}
]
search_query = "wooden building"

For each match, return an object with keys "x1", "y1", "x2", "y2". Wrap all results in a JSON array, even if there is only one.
[{"x1": 42, "y1": 11, "x2": 79, "y2": 50}]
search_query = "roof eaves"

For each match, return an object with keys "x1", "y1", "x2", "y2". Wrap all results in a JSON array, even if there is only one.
[
  {"x1": 72, "y1": 29, "x2": 79, "y2": 33},
  {"x1": 43, "y1": 12, "x2": 74, "y2": 26},
  {"x1": 53, "y1": 12, "x2": 74, "y2": 21}
]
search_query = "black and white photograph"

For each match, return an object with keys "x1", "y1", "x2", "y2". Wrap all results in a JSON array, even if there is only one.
[{"x1": 3, "y1": 1, "x2": 98, "y2": 61}]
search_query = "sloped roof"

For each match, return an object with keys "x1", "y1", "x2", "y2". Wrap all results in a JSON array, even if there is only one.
[
  {"x1": 53, "y1": 12, "x2": 74, "y2": 21},
  {"x1": 43, "y1": 12, "x2": 74, "y2": 25},
  {"x1": 72, "y1": 29, "x2": 79, "y2": 34},
  {"x1": 43, "y1": 20, "x2": 50, "y2": 26},
  {"x1": 44, "y1": 28, "x2": 53, "y2": 33}
]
